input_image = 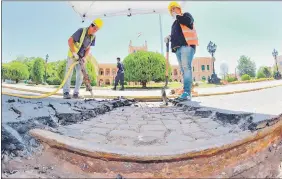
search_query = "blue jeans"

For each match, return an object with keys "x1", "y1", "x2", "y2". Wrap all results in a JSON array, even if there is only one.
[
  {"x1": 63, "y1": 57, "x2": 83, "y2": 94},
  {"x1": 175, "y1": 46, "x2": 195, "y2": 96}
]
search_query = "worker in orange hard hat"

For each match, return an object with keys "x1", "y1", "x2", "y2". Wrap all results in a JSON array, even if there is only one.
[
  {"x1": 164, "y1": 1, "x2": 199, "y2": 101},
  {"x1": 63, "y1": 18, "x2": 103, "y2": 99}
]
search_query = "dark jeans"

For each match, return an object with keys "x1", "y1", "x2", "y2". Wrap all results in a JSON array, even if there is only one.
[{"x1": 114, "y1": 72, "x2": 124, "y2": 87}]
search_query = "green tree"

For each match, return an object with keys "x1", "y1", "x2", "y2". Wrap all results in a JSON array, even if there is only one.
[
  {"x1": 31, "y1": 58, "x2": 45, "y2": 84},
  {"x1": 2, "y1": 63, "x2": 10, "y2": 81},
  {"x1": 123, "y1": 51, "x2": 171, "y2": 88},
  {"x1": 237, "y1": 55, "x2": 256, "y2": 77},
  {"x1": 257, "y1": 66, "x2": 272, "y2": 79},
  {"x1": 6, "y1": 61, "x2": 29, "y2": 83}
]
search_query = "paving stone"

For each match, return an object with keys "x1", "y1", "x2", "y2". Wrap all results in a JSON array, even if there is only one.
[
  {"x1": 100, "y1": 118, "x2": 127, "y2": 124},
  {"x1": 207, "y1": 126, "x2": 233, "y2": 136},
  {"x1": 134, "y1": 136, "x2": 162, "y2": 146},
  {"x1": 108, "y1": 137, "x2": 136, "y2": 146},
  {"x1": 180, "y1": 119, "x2": 194, "y2": 124},
  {"x1": 189, "y1": 131, "x2": 211, "y2": 139},
  {"x1": 140, "y1": 131, "x2": 165, "y2": 138},
  {"x1": 161, "y1": 115, "x2": 176, "y2": 120},
  {"x1": 162, "y1": 120, "x2": 180, "y2": 125},
  {"x1": 164, "y1": 124, "x2": 182, "y2": 131},
  {"x1": 165, "y1": 131, "x2": 194, "y2": 144},
  {"x1": 127, "y1": 120, "x2": 147, "y2": 125},
  {"x1": 93, "y1": 123, "x2": 119, "y2": 129},
  {"x1": 109, "y1": 130, "x2": 140, "y2": 138},
  {"x1": 64, "y1": 123, "x2": 92, "y2": 130},
  {"x1": 116, "y1": 124, "x2": 140, "y2": 132},
  {"x1": 140, "y1": 125, "x2": 166, "y2": 131},
  {"x1": 199, "y1": 120, "x2": 221, "y2": 130},
  {"x1": 147, "y1": 120, "x2": 163, "y2": 125},
  {"x1": 84, "y1": 127, "x2": 111, "y2": 136},
  {"x1": 181, "y1": 123, "x2": 202, "y2": 133}
]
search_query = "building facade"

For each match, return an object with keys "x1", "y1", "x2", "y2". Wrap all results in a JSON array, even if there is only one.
[
  {"x1": 96, "y1": 41, "x2": 213, "y2": 86},
  {"x1": 171, "y1": 57, "x2": 213, "y2": 82}
]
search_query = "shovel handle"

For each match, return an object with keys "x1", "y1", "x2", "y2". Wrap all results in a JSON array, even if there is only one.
[{"x1": 165, "y1": 42, "x2": 169, "y2": 77}]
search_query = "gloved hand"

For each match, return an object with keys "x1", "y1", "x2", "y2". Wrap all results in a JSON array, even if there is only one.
[
  {"x1": 164, "y1": 35, "x2": 171, "y2": 43},
  {"x1": 72, "y1": 52, "x2": 79, "y2": 60}
]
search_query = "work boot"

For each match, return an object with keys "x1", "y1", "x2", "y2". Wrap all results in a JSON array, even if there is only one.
[
  {"x1": 112, "y1": 86, "x2": 117, "y2": 90},
  {"x1": 63, "y1": 92, "x2": 71, "y2": 99},
  {"x1": 175, "y1": 92, "x2": 191, "y2": 102},
  {"x1": 73, "y1": 92, "x2": 83, "y2": 99}
]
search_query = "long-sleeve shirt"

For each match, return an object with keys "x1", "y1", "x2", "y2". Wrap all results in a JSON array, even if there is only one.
[{"x1": 170, "y1": 12, "x2": 196, "y2": 53}]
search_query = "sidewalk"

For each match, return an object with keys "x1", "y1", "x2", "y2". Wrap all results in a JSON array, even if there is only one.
[{"x1": 2, "y1": 80, "x2": 282, "y2": 98}]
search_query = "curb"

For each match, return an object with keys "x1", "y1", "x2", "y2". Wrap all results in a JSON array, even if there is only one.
[{"x1": 2, "y1": 84, "x2": 282, "y2": 101}]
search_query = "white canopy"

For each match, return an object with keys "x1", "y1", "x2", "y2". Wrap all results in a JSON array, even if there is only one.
[{"x1": 68, "y1": 1, "x2": 186, "y2": 21}]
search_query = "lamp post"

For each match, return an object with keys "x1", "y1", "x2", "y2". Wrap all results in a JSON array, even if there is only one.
[
  {"x1": 207, "y1": 41, "x2": 220, "y2": 84},
  {"x1": 45, "y1": 54, "x2": 49, "y2": 84},
  {"x1": 272, "y1": 49, "x2": 281, "y2": 80}
]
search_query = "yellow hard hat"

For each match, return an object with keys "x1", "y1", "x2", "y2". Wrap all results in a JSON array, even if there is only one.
[
  {"x1": 168, "y1": 1, "x2": 181, "y2": 15},
  {"x1": 92, "y1": 18, "x2": 103, "y2": 29}
]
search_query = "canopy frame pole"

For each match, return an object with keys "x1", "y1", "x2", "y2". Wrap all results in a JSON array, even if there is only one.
[{"x1": 159, "y1": 14, "x2": 164, "y2": 56}]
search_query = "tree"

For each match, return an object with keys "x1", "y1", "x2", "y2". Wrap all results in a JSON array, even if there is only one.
[
  {"x1": 6, "y1": 61, "x2": 29, "y2": 83},
  {"x1": 237, "y1": 55, "x2": 256, "y2": 77},
  {"x1": 220, "y1": 62, "x2": 229, "y2": 80},
  {"x1": 123, "y1": 51, "x2": 171, "y2": 88},
  {"x1": 257, "y1": 66, "x2": 272, "y2": 79},
  {"x1": 2, "y1": 63, "x2": 10, "y2": 82},
  {"x1": 31, "y1": 58, "x2": 45, "y2": 85}
]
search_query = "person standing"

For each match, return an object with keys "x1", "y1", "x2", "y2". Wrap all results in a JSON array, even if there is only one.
[
  {"x1": 112, "y1": 57, "x2": 125, "y2": 91},
  {"x1": 63, "y1": 18, "x2": 103, "y2": 99},
  {"x1": 164, "y1": 1, "x2": 199, "y2": 101}
]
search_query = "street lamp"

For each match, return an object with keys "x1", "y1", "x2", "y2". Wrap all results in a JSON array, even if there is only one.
[
  {"x1": 207, "y1": 41, "x2": 220, "y2": 84},
  {"x1": 272, "y1": 49, "x2": 281, "y2": 80},
  {"x1": 45, "y1": 54, "x2": 49, "y2": 83}
]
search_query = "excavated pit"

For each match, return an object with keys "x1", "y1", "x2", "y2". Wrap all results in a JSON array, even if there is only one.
[{"x1": 2, "y1": 95, "x2": 282, "y2": 178}]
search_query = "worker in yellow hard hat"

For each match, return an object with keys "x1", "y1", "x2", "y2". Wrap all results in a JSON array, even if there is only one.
[
  {"x1": 63, "y1": 18, "x2": 103, "y2": 99},
  {"x1": 164, "y1": 1, "x2": 199, "y2": 101}
]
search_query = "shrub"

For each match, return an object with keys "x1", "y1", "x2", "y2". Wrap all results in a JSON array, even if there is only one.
[
  {"x1": 46, "y1": 76, "x2": 62, "y2": 85},
  {"x1": 226, "y1": 75, "x2": 238, "y2": 82},
  {"x1": 241, "y1": 74, "x2": 251, "y2": 81}
]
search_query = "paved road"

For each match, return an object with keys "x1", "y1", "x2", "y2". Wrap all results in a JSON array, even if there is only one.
[{"x1": 2, "y1": 80, "x2": 282, "y2": 97}]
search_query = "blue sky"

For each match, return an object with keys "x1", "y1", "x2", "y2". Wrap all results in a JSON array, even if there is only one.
[{"x1": 2, "y1": 1, "x2": 282, "y2": 74}]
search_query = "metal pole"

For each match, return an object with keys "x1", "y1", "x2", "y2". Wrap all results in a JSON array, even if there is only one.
[{"x1": 159, "y1": 14, "x2": 164, "y2": 55}]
